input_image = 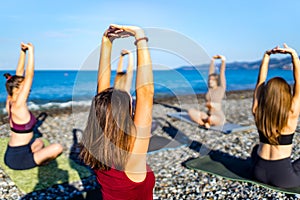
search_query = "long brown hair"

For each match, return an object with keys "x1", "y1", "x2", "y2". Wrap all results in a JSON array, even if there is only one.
[
  {"x1": 255, "y1": 77, "x2": 292, "y2": 145},
  {"x1": 4, "y1": 73, "x2": 24, "y2": 96},
  {"x1": 80, "y1": 88, "x2": 136, "y2": 170}
]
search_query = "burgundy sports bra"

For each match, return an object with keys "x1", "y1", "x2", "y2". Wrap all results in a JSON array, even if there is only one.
[{"x1": 9, "y1": 104, "x2": 37, "y2": 134}]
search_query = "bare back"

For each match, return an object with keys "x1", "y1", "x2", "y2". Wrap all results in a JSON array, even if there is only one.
[{"x1": 6, "y1": 100, "x2": 34, "y2": 146}]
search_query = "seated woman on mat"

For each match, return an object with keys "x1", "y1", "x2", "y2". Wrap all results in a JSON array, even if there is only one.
[
  {"x1": 80, "y1": 24, "x2": 155, "y2": 199},
  {"x1": 251, "y1": 44, "x2": 300, "y2": 188},
  {"x1": 188, "y1": 55, "x2": 226, "y2": 128},
  {"x1": 4, "y1": 42, "x2": 63, "y2": 170},
  {"x1": 114, "y1": 49, "x2": 133, "y2": 94}
]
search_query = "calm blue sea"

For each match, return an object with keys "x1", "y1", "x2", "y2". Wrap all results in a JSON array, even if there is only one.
[{"x1": 0, "y1": 68, "x2": 294, "y2": 113}]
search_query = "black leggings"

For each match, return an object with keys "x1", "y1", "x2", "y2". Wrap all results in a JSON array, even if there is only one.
[
  {"x1": 251, "y1": 145, "x2": 300, "y2": 188},
  {"x1": 4, "y1": 139, "x2": 37, "y2": 170}
]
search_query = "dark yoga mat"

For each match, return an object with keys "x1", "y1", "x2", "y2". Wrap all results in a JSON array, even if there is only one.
[{"x1": 184, "y1": 151, "x2": 300, "y2": 195}]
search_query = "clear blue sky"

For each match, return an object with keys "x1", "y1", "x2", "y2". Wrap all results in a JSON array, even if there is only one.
[{"x1": 1, "y1": 0, "x2": 300, "y2": 70}]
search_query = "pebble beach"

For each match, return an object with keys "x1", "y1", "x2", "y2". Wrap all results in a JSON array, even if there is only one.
[{"x1": 1, "y1": 89, "x2": 300, "y2": 199}]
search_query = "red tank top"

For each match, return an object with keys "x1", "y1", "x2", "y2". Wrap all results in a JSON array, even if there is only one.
[{"x1": 94, "y1": 165, "x2": 155, "y2": 200}]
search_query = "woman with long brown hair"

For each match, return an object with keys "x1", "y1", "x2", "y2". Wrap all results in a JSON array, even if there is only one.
[
  {"x1": 4, "y1": 42, "x2": 63, "y2": 170},
  {"x1": 80, "y1": 24, "x2": 155, "y2": 199},
  {"x1": 188, "y1": 55, "x2": 226, "y2": 128},
  {"x1": 251, "y1": 44, "x2": 300, "y2": 188}
]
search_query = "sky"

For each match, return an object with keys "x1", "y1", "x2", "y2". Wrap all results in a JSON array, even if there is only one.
[{"x1": 1, "y1": 0, "x2": 300, "y2": 70}]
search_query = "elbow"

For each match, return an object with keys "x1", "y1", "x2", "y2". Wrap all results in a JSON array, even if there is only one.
[
  {"x1": 143, "y1": 85, "x2": 154, "y2": 97},
  {"x1": 136, "y1": 84, "x2": 154, "y2": 99},
  {"x1": 26, "y1": 66, "x2": 34, "y2": 77},
  {"x1": 26, "y1": 72, "x2": 34, "y2": 79}
]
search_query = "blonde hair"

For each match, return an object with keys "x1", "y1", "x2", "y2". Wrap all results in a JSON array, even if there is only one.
[{"x1": 255, "y1": 77, "x2": 292, "y2": 145}]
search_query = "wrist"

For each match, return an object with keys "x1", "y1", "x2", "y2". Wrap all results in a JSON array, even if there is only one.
[
  {"x1": 290, "y1": 51, "x2": 298, "y2": 57},
  {"x1": 134, "y1": 30, "x2": 145, "y2": 39},
  {"x1": 102, "y1": 36, "x2": 112, "y2": 44},
  {"x1": 134, "y1": 37, "x2": 148, "y2": 46}
]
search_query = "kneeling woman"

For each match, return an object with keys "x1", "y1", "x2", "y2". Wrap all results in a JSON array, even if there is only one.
[
  {"x1": 4, "y1": 42, "x2": 63, "y2": 170},
  {"x1": 252, "y1": 44, "x2": 300, "y2": 188},
  {"x1": 80, "y1": 24, "x2": 155, "y2": 199}
]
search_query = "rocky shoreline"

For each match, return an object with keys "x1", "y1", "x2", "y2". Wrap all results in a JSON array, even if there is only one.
[{"x1": 1, "y1": 89, "x2": 300, "y2": 199}]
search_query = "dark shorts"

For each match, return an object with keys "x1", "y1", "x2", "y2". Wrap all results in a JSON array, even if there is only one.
[
  {"x1": 4, "y1": 139, "x2": 37, "y2": 170},
  {"x1": 251, "y1": 145, "x2": 300, "y2": 188}
]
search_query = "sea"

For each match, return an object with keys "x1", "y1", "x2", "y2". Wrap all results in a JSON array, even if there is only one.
[{"x1": 0, "y1": 68, "x2": 294, "y2": 114}]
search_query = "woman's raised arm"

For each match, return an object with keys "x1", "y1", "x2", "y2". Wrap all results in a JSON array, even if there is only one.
[
  {"x1": 214, "y1": 55, "x2": 226, "y2": 89},
  {"x1": 124, "y1": 50, "x2": 134, "y2": 94},
  {"x1": 97, "y1": 32, "x2": 113, "y2": 94},
  {"x1": 15, "y1": 43, "x2": 28, "y2": 76},
  {"x1": 208, "y1": 57, "x2": 215, "y2": 75},
  {"x1": 116, "y1": 51, "x2": 125, "y2": 73},
  {"x1": 97, "y1": 27, "x2": 133, "y2": 93},
  {"x1": 109, "y1": 24, "x2": 153, "y2": 177},
  {"x1": 274, "y1": 44, "x2": 300, "y2": 115},
  {"x1": 252, "y1": 49, "x2": 271, "y2": 114},
  {"x1": 113, "y1": 50, "x2": 125, "y2": 86},
  {"x1": 15, "y1": 43, "x2": 34, "y2": 106},
  {"x1": 113, "y1": 49, "x2": 133, "y2": 93},
  {"x1": 291, "y1": 47, "x2": 300, "y2": 115},
  {"x1": 132, "y1": 27, "x2": 153, "y2": 141}
]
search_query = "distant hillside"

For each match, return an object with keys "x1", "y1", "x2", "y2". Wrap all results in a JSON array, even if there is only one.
[{"x1": 177, "y1": 56, "x2": 296, "y2": 71}]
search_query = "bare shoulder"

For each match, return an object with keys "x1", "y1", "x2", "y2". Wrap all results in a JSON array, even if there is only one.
[
  {"x1": 125, "y1": 171, "x2": 147, "y2": 183},
  {"x1": 283, "y1": 111, "x2": 299, "y2": 134}
]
